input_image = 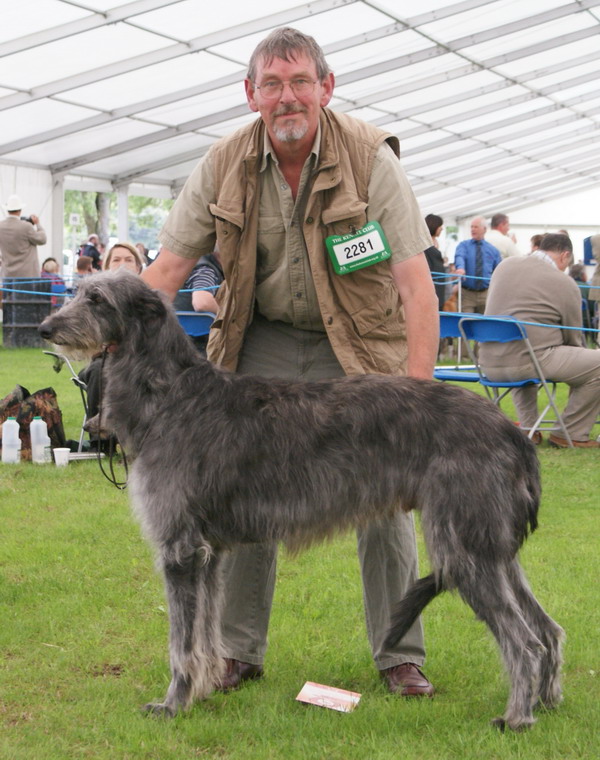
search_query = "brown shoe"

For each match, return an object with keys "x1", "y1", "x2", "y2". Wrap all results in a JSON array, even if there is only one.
[
  {"x1": 531, "y1": 431, "x2": 542, "y2": 446},
  {"x1": 549, "y1": 434, "x2": 600, "y2": 449},
  {"x1": 381, "y1": 663, "x2": 434, "y2": 697},
  {"x1": 217, "y1": 658, "x2": 264, "y2": 692}
]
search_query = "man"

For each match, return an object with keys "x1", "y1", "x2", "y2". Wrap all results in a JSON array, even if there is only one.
[
  {"x1": 143, "y1": 27, "x2": 439, "y2": 696},
  {"x1": 454, "y1": 216, "x2": 502, "y2": 313},
  {"x1": 480, "y1": 233, "x2": 600, "y2": 448},
  {"x1": 0, "y1": 194, "x2": 47, "y2": 278},
  {"x1": 81, "y1": 234, "x2": 102, "y2": 270},
  {"x1": 485, "y1": 213, "x2": 521, "y2": 259}
]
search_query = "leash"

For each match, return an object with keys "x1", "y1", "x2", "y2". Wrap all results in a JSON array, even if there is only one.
[{"x1": 96, "y1": 346, "x2": 129, "y2": 490}]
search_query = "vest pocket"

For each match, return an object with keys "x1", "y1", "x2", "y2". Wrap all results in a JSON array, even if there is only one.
[
  {"x1": 209, "y1": 203, "x2": 244, "y2": 234},
  {"x1": 322, "y1": 202, "x2": 367, "y2": 237},
  {"x1": 345, "y1": 280, "x2": 405, "y2": 339}
]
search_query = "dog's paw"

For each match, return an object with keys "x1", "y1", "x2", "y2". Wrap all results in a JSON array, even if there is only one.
[
  {"x1": 491, "y1": 715, "x2": 535, "y2": 732},
  {"x1": 536, "y1": 691, "x2": 563, "y2": 711},
  {"x1": 141, "y1": 701, "x2": 177, "y2": 718}
]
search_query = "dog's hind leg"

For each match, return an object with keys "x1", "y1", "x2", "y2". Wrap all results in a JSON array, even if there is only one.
[
  {"x1": 455, "y1": 562, "x2": 544, "y2": 732},
  {"x1": 143, "y1": 547, "x2": 224, "y2": 717},
  {"x1": 505, "y1": 559, "x2": 564, "y2": 710}
]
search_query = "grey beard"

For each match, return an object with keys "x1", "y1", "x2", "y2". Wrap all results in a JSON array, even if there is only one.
[{"x1": 273, "y1": 120, "x2": 309, "y2": 143}]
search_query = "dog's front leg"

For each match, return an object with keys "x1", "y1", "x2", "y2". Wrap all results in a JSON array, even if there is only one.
[{"x1": 143, "y1": 547, "x2": 224, "y2": 717}]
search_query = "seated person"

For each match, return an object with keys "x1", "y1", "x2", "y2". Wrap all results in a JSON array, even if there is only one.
[
  {"x1": 41, "y1": 257, "x2": 66, "y2": 310},
  {"x1": 173, "y1": 251, "x2": 223, "y2": 353},
  {"x1": 70, "y1": 255, "x2": 94, "y2": 294},
  {"x1": 479, "y1": 233, "x2": 600, "y2": 448}
]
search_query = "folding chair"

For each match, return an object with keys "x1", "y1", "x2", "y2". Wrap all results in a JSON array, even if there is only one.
[
  {"x1": 175, "y1": 311, "x2": 216, "y2": 338},
  {"x1": 433, "y1": 313, "x2": 479, "y2": 383},
  {"x1": 458, "y1": 316, "x2": 573, "y2": 446},
  {"x1": 44, "y1": 350, "x2": 89, "y2": 452}
]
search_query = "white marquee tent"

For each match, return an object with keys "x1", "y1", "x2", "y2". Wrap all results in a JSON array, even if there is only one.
[{"x1": 1, "y1": 0, "x2": 600, "y2": 258}]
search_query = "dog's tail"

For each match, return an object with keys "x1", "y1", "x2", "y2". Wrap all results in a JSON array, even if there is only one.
[{"x1": 383, "y1": 573, "x2": 442, "y2": 649}]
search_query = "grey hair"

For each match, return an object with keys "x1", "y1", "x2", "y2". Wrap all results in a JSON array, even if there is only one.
[{"x1": 247, "y1": 27, "x2": 330, "y2": 82}]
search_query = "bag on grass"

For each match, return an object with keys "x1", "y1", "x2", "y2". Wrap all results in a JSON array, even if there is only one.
[{"x1": 1, "y1": 385, "x2": 66, "y2": 461}]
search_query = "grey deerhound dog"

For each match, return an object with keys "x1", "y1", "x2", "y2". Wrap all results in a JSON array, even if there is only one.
[{"x1": 39, "y1": 271, "x2": 563, "y2": 731}]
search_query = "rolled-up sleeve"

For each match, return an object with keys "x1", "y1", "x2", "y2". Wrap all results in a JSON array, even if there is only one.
[
  {"x1": 159, "y1": 150, "x2": 217, "y2": 260},
  {"x1": 368, "y1": 143, "x2": 431, "y2": 266}
]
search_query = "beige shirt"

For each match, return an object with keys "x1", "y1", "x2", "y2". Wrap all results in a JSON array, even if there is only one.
[
  {"x1": 485, "y1": 228, "x2": 521, "y2": 259},
  {"x1": 160, "y1": 125, "x2": 430, "y2": 331},
  {"x1": 480, "y1": 254, "x2": 584, "y2": 372},
  {"x1": 0, "y1": 216, "x2": 47, "y2": 278}
]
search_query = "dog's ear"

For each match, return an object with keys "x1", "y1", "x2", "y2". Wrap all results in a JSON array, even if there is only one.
[{"x1": 136, "y1": 287, "x2": 168, "y2": 322}]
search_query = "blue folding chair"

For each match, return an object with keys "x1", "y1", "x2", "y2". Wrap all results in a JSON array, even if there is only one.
[
  {"x1": 175, "y1": 311, "x2": 216, "y2": 338},
  {"x1": 458, "y1": 316, "x2": 573, "y2": 446},
  {"x1": 433, "y1": 313, "x2": 479, "y2": 383}
]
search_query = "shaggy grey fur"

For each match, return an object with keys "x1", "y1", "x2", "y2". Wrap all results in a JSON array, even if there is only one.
[{"x1": 39, "y1": 270, "x2": 564, "y2": 730}]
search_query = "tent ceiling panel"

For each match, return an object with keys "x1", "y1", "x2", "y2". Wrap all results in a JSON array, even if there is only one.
[
  {"x1": 74, "y1": 132, "x2": 215, "y2": 177},
  {"x1": 5, "y1": 120, "x2": 165, "y2": 167},
  {"x1": 0, "y1": 0, "x2": 599, "y2": 219},
  {"x1": 1, "y1": 101, "x2": 98, "y2": 144},
  {"x1": 0, "y1": 0, "x2": 85, "y2": 42},
  {"x1": 62, "y1": 53, "x2": 243, "y2": 112},
  {"x1": 0, "y1": 25, "x2": 170, "y2": 92}
]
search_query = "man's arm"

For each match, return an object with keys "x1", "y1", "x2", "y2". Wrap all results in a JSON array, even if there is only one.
[
  {"x1": 27, "y1": 216, "x2": 47, "y2": 245},
  {"x1": 391, "y1": 253, "x2": 439, "y2": 379},
  {"x1": 453, "y1": 242, "x2": 466, "y2": 275},
  {"x1": 142, "y1": 248, "x2": 197, "y2": 301}
]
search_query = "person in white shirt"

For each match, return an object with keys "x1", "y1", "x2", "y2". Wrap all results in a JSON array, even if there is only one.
[{"x1": 485, "y1": 213, "x2": 521, "y2": 259}]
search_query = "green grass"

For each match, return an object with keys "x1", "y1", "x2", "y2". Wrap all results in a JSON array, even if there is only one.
[{"x1": 1, "y1": 346, "x2": 599, "y2": 759}]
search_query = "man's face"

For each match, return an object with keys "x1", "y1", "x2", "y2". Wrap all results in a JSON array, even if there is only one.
[
  {"x1": 245, "y1": 52, "x2": 334, "y2": 150},
  {"x1": 470, "y1": 219, "x2": 486, "y2": 240}
]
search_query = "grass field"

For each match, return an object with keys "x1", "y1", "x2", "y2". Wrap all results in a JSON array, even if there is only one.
[{"x1": 1, "y1": 345, "x2": 599, "y2": 759}]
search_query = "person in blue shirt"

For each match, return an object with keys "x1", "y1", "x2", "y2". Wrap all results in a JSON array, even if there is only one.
[{"x1": 454, "y1": 216, "x2": 502, "y2": 313}]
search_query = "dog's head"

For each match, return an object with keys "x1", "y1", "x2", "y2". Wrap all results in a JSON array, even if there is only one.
[{"x1": 39, "y1": 270, "x2": 168, "y2": 359}]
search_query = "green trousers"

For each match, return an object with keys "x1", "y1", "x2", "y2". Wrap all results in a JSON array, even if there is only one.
[{"x1": 220, "y1": 315, "x2": 426, "y2": 671}]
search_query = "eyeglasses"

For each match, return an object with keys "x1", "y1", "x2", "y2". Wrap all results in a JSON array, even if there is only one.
[{"x1": 253, "y1": 78, "x2": 317, "y2": 100}]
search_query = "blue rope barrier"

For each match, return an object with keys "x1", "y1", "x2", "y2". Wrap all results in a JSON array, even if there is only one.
[{"x1": 442, "y1": 311, "x2": 599, "y2": 334}]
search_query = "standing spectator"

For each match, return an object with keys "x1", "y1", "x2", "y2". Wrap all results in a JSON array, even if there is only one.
[
  {"x1": 454, "y1": 216, "x2": 502, "y2": 313},
  {"x1": 0, "y1": 195, "x2": 47, "y2": 278},
  {"x1": 143, "y1": 27, "x2": 438, "y2": 698},
  {"x1": 485, "y1": 213, "x2": 521, "y2": 259},
  {"x1": 480, "y1": 233, "x2": 600, "y2": 448},
  {"x1": 81, "y1": 234, "x2": 102, "y2": 270},
  {"x1": 423, "y1": 214, "x2": 446, "y2": 312}
]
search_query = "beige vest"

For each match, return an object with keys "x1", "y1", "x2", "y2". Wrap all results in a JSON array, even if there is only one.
[{"x1": 206, "y1": 108, "x2": 408, "y2": 375}]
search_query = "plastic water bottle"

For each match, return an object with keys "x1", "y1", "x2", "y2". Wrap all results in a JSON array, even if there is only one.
[
  {"x1": 1, "y1": 417, "x2": 21, "y2": 464},
  {"x1": 31, "y1": 416, "x2": 52, "y2": 464}
]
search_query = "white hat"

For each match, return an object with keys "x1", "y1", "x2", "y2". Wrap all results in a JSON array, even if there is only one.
[{"x1": 5, "y1": 194, "x2": 24, "y2": 212}]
